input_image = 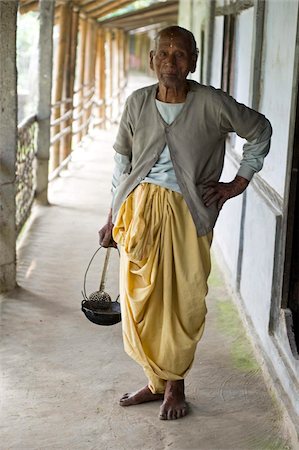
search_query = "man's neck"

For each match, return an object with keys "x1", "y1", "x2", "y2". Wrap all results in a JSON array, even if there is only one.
[{"x1": 156, "y1": 82, "x2": 189, "y2": 103}]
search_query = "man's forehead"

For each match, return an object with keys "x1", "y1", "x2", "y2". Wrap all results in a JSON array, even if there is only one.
[{"x1": 155, "y1": 33, "x2": 191, "y2": 50}]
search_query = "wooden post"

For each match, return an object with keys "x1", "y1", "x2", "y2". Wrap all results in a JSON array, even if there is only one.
[
  {"x1": 51, "y1": 2, "x2": 69, "y2": 170},
  {"x1": 97, "y1": 27, "x2": 106, "y2": 128},
  {"x1": 118, "y1": 29, "x2": 124, "y2": 109},
  {"x1": 0, "y1": 0, "x2": 18, "y2": 292},
  {"x1": 83, "y1": 19, "x2": 96, "y2": 137},
  {"x1": 61, "y1": 5, "x2": 79, "y2": 161},
  {"x1": 77, "y1": 16, "x2": 87, "y2": 142},
  {"x1": 112, "y1": 28, "x2": 120, "y2": 122},
  {"x1": 36, "y1": 0, "x2": 55, "y2": 204},
  {"x1": 135, "y1": 33, "x2": 141, "y2": 71},
  {"x1": 124, "y1": 32, "x2": 129, "y2": 80},
  {"x1": 105, "y1": 28, "x2": 113, "y2": 127}
]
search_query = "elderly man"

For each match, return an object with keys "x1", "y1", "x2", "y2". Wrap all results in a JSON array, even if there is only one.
[{"x1": 99, "y1": 26, "x2": 271, "y2": 420}]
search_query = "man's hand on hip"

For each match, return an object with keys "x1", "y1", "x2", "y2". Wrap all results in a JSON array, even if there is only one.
[{"x1": 202, "y1": 175, "x2": 250, "y2": 211}]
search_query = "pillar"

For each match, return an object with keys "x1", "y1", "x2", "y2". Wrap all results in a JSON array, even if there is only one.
[
  {"x1": 36, "y1": 0, "x2": 55, "y2": 204},
  {"x1": 105, "y1": 28, "x2": 113, "y2": 126},
  {"x1": 61, "y1": 5, "x2": 79, "y2": 161},
  {"x1": 0, "y1": 1, "x2": 18, "y2": 292},
  {"x1": 51, "y1": 3, "x2": 69, "y2": 170},
  {"x1": 77, "y1": 16, "x2": 87, "y2": 142},
  {"x1": 97, "y1": 27, "x2": 106, "y2": 128},
  {"x1": 83, "y1": 19, "x2": 96, "y2": 137}
]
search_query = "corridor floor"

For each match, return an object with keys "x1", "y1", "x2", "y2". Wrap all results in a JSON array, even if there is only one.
[{"x1": 0, "y1": 129, "x2": 292, "y2": 450}]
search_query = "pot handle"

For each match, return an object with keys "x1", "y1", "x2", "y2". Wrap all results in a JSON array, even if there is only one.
[{"x1": 82, "y1": 246, "x2": 120, "y2": 301}]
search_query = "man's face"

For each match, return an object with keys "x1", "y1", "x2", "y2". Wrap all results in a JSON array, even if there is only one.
[{"x1": 150, "y1": 32, "x2": 197, "y2": 89}]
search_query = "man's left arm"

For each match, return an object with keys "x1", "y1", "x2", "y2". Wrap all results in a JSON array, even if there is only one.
[{"x1": 203, "y1": 95, "x2": 272, "y2": 210}]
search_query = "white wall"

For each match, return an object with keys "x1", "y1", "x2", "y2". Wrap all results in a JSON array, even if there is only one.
[
  {"x1": 213, "y1": 8, "x2": 255, "y2": 283},
  {"x1": 233, "y1": 8, "x2": 254, "y2": 156},
  {"x1": 214, "y1": 157, "x2": 243, "y2": 283},
  {"x1": 259, "y1": 0, "x2": 299, "y2": 197},
  {"x1": 210, "y1": 16, "x2": 223, "y2": 88},
  {"x1": 239, "y1": 186, "x2": 277, "y2": 339}
]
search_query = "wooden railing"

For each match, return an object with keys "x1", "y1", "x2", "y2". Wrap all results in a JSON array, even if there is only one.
[
  {"x1": 16, "y1": 84, "x2": 127, "y2": 234},
  {"x1": 16, "y1": 114, "x2": 37, "y2": 235}
]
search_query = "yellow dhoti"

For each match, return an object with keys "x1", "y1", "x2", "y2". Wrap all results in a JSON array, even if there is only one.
[{"x1": 113, "y1": 183, "x2": 212, "y2": 394}]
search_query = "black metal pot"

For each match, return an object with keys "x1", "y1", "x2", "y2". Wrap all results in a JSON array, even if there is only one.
[{"x1": 81, "y1": 246, "x2": 121, "y2": 326}]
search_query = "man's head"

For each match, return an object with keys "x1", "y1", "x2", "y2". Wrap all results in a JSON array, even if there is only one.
[{"x1": 150, "y1": 26, "x2": 198, "y2": 89}]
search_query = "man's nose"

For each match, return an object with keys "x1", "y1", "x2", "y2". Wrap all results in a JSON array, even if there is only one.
[{"x1": 165, "y1": 52, "x2": 176, "y2": 65}]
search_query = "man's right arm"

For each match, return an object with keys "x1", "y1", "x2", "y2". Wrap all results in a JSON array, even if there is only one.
[
  {"x1": 99, "y1": 153, "x2": 132, "y2": 248},
  {"x1": 99, "y1": 97, "x2": 134, "y2": 248}
]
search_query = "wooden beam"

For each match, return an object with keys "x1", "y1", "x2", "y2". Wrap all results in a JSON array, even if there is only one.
[
  {"x1": 99, "y1": 1, "x2": 178, "y2": 25},
  {"x1": 61, "y1": 5, "x2": 79, "y2": 160},
  {"x1": 77, "y1": 16, "x2": 87, "y2": 142},
  {"x1": 52, "y1": 2, "x2": 69, "y2": 170},
  {"x1": 102, "y1": 13, "x2": 178, "y2": 32},
  {"x1": 96, "y1": 27, "x2": 106, "y2": 127},
  {"x1": 88, "y1": 0, "x2": 136, "y2": 19},
  {"x1": 123, "y1": 31, "x2": 129, "y2": 79},
  {"x1": 105, "y1": 28, "x2": 113, "y2": 125},
  {"x1": 19, "y1": 0, "x2": 39, "y2": 14},
  {"x1": 59, "y1": 2, "x2": 73, "y2": 162},
  {"x1": 78, "y1": 0, "x2": 103, "y2": 5}
]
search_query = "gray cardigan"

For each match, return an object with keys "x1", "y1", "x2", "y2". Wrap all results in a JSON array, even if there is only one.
[{"x1": 112, "y1": 80, "x2": 271, "y2": 236}]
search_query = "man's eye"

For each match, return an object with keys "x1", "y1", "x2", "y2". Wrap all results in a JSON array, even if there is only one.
[
  {"x1": 175, "y1": 52, "x2": 185, "y2": 58},
  {"x1": 158, "y1": 51, "x2": 167, "y2": 58}
]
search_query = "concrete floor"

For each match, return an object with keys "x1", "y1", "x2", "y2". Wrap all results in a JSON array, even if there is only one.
[{"x1": 0, "y1": 128, "x2": 293, "y2": 450}]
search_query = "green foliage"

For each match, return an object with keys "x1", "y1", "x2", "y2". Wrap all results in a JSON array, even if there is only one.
[{"x1": 17, "y1": 11, "x2": 39, "y2": 120}]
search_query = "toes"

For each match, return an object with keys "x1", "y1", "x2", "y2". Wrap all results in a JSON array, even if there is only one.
[
  {"x1": 167, "y1": 408, "x2": 177, "y2": 420},
  {"x1": 159, "y1": 406, "x2": 167, "y2": 420},
  {"x1": 181, "y1": 406, "x2": 188, "y2": 417},
  {"x1": 176, "y1": 409, "x2": 182, "y2": 419}
]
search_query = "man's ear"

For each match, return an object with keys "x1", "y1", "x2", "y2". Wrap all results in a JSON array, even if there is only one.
[
  {"x1": 190, "y1": 53, "x2": 198, "y2": 73},
  {"x1": 149, "y1": 50, "x2": 154, "y2": 71}
]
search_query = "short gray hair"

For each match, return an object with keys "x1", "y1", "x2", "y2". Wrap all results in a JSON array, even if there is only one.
[{"x1": 154, "y1": 26, "x2": 199, "y2": 56}]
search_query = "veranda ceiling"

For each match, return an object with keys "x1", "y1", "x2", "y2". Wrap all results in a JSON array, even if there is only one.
[{"x1": 19, "y1": 0, "x2": 179, "y2": 31}]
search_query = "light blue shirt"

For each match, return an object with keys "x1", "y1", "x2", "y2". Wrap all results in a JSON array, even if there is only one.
[{"x1": 112, "y1": 100, "x2": 183, "y2": 197}]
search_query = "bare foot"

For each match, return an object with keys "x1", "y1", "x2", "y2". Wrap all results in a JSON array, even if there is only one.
[
  {"x1": 159, "y1": 380, "x2": 188, "y2": 420},
  {"x1": 119, "y1": 386, "x2": 164, "y2": 406}
]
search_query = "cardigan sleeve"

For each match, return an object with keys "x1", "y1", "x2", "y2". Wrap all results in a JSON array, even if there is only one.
[
  {"x1": 218, "y1": 91, "x2": 272, "y2": 180},
  {"x1": 237, "y1": 121, "x2": 272, "y2": 180},
  {"x1": 113, "y1": 99, "x2": 134, "y2": 157}
]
